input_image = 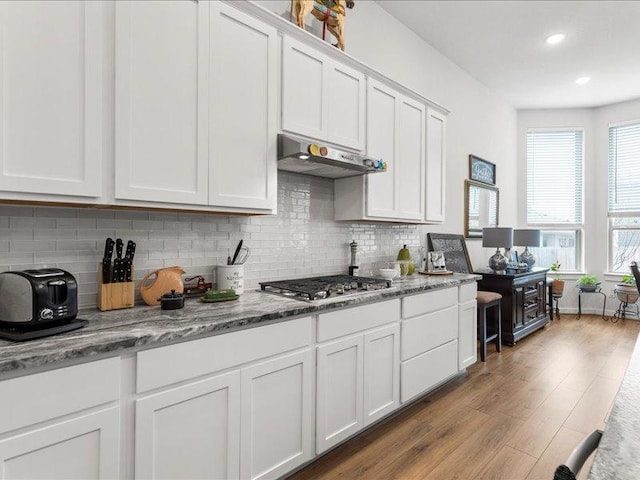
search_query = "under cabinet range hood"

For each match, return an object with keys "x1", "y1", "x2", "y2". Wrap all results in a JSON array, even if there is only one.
[{"x1": 277, "y1": 134, "x2": 386, "y2": 179}]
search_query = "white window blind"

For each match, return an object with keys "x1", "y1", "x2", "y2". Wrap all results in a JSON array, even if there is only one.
[
  {"x1": 527, "y1": 130, "x2": 583, "y2": 224},
  {"x1": 608, "y1": 122, "x2": 640, "y2": 214}
]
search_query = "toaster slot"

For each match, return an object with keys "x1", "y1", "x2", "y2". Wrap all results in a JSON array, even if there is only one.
[{"x1": 48, "y1": 279, "x2": 68, "y2": 305}]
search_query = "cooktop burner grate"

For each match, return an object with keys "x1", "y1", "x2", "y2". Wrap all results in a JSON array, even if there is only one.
[{"x1": 259, "y1": 275, "x2": 392, "y2": 301}]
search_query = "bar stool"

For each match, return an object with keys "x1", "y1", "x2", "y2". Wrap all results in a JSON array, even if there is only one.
[{"x1": 477, "y1": 291, "x2": 502, "y2": 362}]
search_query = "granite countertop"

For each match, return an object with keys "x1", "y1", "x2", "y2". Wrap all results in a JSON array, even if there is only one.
[
  {"x1": 588, "y1": 330, "x2": 640, "y2": 479},
  {"x1": 0, "y1": 274, "x2": 479, "y2": 375}
]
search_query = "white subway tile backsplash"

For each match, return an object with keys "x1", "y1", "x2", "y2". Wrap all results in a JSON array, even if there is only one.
[
  {"x1": 10, "y1": 217, "x2": 55, "y2": 229},
  {"x1": 10, "y1": 240, "x2": 56, "y2": 252},
  {"x1": 34, "y1": 229, "x2": 77, "y2": 240},
  {"x1": 56, "y1": 217, "x2": 98, "y2": 229},
  {"x1": 0, "y1": 173, "x2": 422, "y2": 308}
]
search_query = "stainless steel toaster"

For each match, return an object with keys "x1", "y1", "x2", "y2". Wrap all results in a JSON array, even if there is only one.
[{"x1": 0, "y1": 268, "x2": 78, "y2": 326}]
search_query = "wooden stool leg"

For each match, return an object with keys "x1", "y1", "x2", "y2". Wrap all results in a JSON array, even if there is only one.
[
  {"x1": 496, "y1": 303, "x2": 502, "y2": 352},
  {"x1": 479, "y1": 307, "x2": 487, "y2": 362}
]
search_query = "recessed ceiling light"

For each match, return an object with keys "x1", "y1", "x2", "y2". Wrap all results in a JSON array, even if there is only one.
[
  {"x1": 575, "y1": 76, "x2": 590, "y2": 85},
  {"x1": 545, "y1": 33, "x2": 566, "y2": 45}
]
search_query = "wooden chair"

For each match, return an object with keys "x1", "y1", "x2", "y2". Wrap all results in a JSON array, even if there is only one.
[{"x1": 477, "y1": 291, "x2": 502, "y2": 362}]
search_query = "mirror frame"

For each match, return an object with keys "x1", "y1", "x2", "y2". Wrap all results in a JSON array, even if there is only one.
[{"x1": 464, "y1": 179, "x2": 499, "y2": 239}]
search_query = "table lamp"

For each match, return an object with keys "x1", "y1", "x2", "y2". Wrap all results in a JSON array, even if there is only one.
[
  {"x1": 514, "y1": 229, "x2": 542, "y2": 269},
  {"x1": 482, "y1": 227, "x2": 513, "y2": 271}
]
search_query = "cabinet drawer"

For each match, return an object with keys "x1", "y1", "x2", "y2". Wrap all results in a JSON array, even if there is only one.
[
  {"x1": 137, "y1": 317, "x2": 313, "y2": 392},
  {"x1": 401, "y1": 306, "x2": 458, "y2": 361},
  {"x1": 400, "y1": 340, "x2": 458, "y2": 403},
  {"x1": 459, "y1": 282, "x2": 478, "y2": 303},
  {"x1": 0, "y1": 357, "x2": 120, "y2": 435},
  {"x1": 402, "y1": 287, "x2": 457, "y2": 318},
  {"x1": 317, "y1": 299, "x2": 400, "y2": 343}
]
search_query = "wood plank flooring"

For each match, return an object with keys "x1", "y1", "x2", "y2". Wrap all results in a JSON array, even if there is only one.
[{"x1": 288, "y1": 315, "x2": 640, "y2": 480}]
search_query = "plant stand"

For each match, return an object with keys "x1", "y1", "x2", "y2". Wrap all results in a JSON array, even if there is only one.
[
  {"x1": 612, "y1": 288, "x2": 640, "y2": 323},
  {"x1": 577, "y1": 287, "x2": 607, "y2": 320}
]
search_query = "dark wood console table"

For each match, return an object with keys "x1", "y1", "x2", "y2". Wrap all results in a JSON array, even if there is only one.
[{"x1": 475, "y1": 267, "x2": 549, "y2": 346}]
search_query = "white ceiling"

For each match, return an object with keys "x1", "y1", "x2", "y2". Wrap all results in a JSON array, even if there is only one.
[{"x1": 376, "y1": 1, "x2": 640, "y2": 109}]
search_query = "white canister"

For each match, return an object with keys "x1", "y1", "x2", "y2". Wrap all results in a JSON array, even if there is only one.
[{"x1": 217, "y1": 264, "x2": 244, "y2": 294}]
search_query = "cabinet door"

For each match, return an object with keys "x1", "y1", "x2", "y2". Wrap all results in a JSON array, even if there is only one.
[
  {"x1": 316, "y1": 334, "x2": 364, "y2": 454},
  {"x1": 327, "y1": 61, "x2": 365, "y2": 151},
  {"x1": 0, "y1": 1, "x2": 103, "y2": 198},
  {"x1": 281, "y1": 36, "x2": 327, "y2": 140},
  {"x1": 115, "y1": 0, "x2": 209, "y2": 204},
  {"x1": 0, "y1": 407, "x2": 119, "y2": 480},
  {"x1": 240, "y1": 349, "x2": 313, "y2": 480},
  {"x1": 400, "y1": 340, "x2": 458, "y2": 403},
  {"x1": 135, "y1": 371, "x2": 241, "y2": 480},
  {"x1": 513, "y1": 286, "x2": 525, "y2": 331},
  {"x1": 425, "y1": 108, "x2": 446, "y2": 223},
  {"x1": 458, "y1": 299, "x2": 478, "y2": 370},
  {"x1": 364, "y1": 324, "x2": 400, "y2": 427},
  {"x1": 209, "y1": 3, "x2": 277, "y2": 211},
  {"x1": 397, "y1": 96, "x2": 425, "y2": 221},
  {"x1": 366, "y1": 80, "x2": 398, "y2": 219}
]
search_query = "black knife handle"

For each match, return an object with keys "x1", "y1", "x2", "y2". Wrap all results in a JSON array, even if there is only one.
[
  {"x1": 115, "y1": 238, "x2": 124, "y2": 259},
  {"x1": 124, "y1": 259, "x2": 132, "y2": 282},
  {"x1": 102, "y1": 238, "x2": 115, "y2": 284},
  {"x1": 102, "y1": 260, "x2": 111, "y2": 284},
  {"x1": 125, "y1": 240, "x2": 136, "y2": 262}
]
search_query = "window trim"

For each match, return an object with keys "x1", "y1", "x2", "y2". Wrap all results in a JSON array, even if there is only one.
[{"x1": 607, "y1": 119, "x2": 640, "y2": 272}]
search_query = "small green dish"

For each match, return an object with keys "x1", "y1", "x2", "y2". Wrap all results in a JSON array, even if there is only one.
[{"x1": 200, "y1": 295, "x2": 239, "y2": 303}]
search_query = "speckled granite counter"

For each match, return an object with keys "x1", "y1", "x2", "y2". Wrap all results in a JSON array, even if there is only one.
[
  {"x1": 588, "y1": 330, "x2": 640, "y2": 479},
  {"x1": 0, "y1": 274, "x2": 478, "y2": 375}
]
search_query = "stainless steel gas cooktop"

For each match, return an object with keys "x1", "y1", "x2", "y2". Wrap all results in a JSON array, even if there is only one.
[{"x1": 259, "y1": 275, "x2": 392, "y2": 301}]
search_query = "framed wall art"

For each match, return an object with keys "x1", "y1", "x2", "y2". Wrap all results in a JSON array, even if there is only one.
[{"x1": 469, "y1": 155, "x2": 496, "y2": 186}]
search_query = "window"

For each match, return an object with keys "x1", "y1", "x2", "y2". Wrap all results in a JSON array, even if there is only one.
[
  {"x1": 608, "y1": 121, "x2": 640, "y2": 273},
  {"x1": 526, "y1": 129, "x2": 584, "y2": 271}
]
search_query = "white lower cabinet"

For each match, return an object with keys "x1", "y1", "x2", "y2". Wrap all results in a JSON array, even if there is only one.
[
  {"x1": 316, "y1": 322, "x2": 400, "y2": 454},
  {"x1": 0, "y1": 407, "x2": 120, "y2": 480},
  {"x1": 400, "y1": 287, "x2": 466, "y2": 403},
  {"x1": 458, "y1": 282, "x2": 478, "y2": 370},
  {"x1": 135, "y1": 348, "x2": 313, "y2": 480},
  {"x1": 363, "y1": 324, "x2": 400, "y2": 426},
  {"x1": 316, "y1": 334, "x2": 364, "y2": 454},
  {"x1": 240, "y1": 349, "x2": 314, "y2": 480},
  {"x1": 458, "y1": 299, "x2": 478, "y2": 370},
  {"x1": 400, "y1": 340, "x2": 458, "y2": 403},
  {"x1": 135, "y1": 371, "x2": 241, "y2": 480}
]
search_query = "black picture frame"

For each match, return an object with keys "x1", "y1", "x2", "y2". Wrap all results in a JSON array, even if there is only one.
[
  {"x1": 427, "y1": 233, "x2": 473, "y2": 274},
  {"x1": 469, "y1": 154, "x2": 496, "y2": 186}
]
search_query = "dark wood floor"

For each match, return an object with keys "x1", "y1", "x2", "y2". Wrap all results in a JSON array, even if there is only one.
[{"x1": 288, "y1": 314, "x2": 640, "y2": 480}]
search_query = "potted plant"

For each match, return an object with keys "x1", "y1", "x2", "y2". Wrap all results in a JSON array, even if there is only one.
[
  {"x1": 550, "y1": 261, "x2": 565, "y2": 295},
  {"x1": 576, "y1": 274, "x2": 600, "y2": 292},
  {"x1": 616, "y1": 274, "x2": 639, "y2": 304}
]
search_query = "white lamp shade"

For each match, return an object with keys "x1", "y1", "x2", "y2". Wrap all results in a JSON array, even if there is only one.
[
  {"x1": 514, "y1": 229, "x2": 541, "y2": 247},
  {"x1": 482, "y1": 227, "x2": 513, "y2": 248}
]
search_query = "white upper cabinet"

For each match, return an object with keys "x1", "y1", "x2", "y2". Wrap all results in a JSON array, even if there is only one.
[
  {"x1": 426, "y1": 108, "x2": 447, "y2": 223},
  {"x1": 365, "y1": 80, "x2": 398, "y2": 219},
  {"x1": 282, "y1": 36, "x2": 365, "y2": 151},
  {"x1": 0, "y1": 1, "x2": 103, "y2": 198},
  {"x1": 209, "y1": 2, "x2": 277, "y2": 211},
  {"x1": 282, "y1": 36, "x2": 326, "y2": 141},
  {"x1": 327, "y1": 62, "x2": 366, "y2": 151},
  {"x1": 397, "y1": 96, "x2": 425, "y2": 221},
  {"x1": 336, "y1": 79, "x2": 432, "y2": 223},
  {"x1": 115, "y1": 0, "x2": 209, "y2": 205}
]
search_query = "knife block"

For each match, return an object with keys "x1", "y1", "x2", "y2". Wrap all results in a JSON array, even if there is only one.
[{"x1": 97, "y1": 264, "x2": 135, "y2": 311}]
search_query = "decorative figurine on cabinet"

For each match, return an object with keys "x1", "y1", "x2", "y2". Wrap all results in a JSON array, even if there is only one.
[{"x1": 291, "y1": 0, "x2": 355, "y2": 51}]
